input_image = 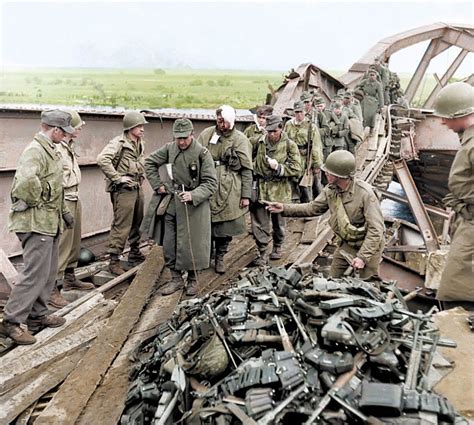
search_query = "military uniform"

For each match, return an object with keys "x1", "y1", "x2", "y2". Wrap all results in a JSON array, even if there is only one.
[
  {"x1": 196, "y1": 124, "x2": 253, "y2": 265},
  {"x1": 437, "y1": 125, "x2": 474, "y2": 301},
  {"x1": 328, "y1": 111, "x2": 350, "y2": 151},
  {"x1": 282, "y1": 178, "x2": 385, "y2": 278},
  {"x1": 97, "y1": 132, "x2": 145, "y2": 257},
  {"x1": 356, "y1": 77, "x2": 384, "y2": 129},
  {"x1": 251, "y1": 124, "x2": 301, "y2": 259},
  {"x1": 244, "y1": 124, "x2": 265, "y2": 150}
]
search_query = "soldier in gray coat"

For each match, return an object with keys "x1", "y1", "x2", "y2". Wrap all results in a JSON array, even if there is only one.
[{"x1": 141, "y1": 119, "x2": 217, "y2": 296}]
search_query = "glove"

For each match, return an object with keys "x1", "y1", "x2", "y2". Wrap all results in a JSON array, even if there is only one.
[
  {"x1": 267, "y1": 157, "x2": 279, "y2": 170},
  {"x1": 11, "y1": 199, "x2": 29, "y2": 212},
  {"x1": 63, "y1": 212, "x2": 75, "y2": 229}
]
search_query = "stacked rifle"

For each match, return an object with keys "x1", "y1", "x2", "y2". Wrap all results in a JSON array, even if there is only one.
[{"x1": 121, "y1": 266, "x2": 464, "y2": 424}]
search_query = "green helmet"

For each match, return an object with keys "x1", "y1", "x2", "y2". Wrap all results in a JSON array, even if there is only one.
[
  {"x1": 322, "y1": 150, "x2": 356, "y2": 178},
  {"x1": 433, "y1": 82, "x2": 474, "y2": 119},
  {"x1": 123, "y1": 111, "x2": 149, "y2": 131},
  {"x1": 60, "y1": 109, "x2": 84, "y2": 129}
]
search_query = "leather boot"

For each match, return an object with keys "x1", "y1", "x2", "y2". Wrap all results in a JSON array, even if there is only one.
[
  {"x1": 63, "y1": 269, "x2": 95, "y2": 291},
  {"x1": 159, "y1": 270, "x2": 184, "y2": 295},
  {"x1": 0, "y1": 321, "x2": 36, "y2": 345},
  {"x1": 186, "y1": 272, "x2": 198, "y2": 296},
  {"x1": 127, "y1": 246, "x2": 146, "y2": 267},
  {"x1": 215, "y1": 256, "x2": 226, "y2": 274},
  {"x1": 48, "y1": 285, "x2": 69, "y2": 309},
  {"x1": 253, "y1": 248, "x2": 269, "y2": 266},
  {"x1": 109, "y1": 254, "x2": 125, "y2": 275},
  {"x1": 214, "y1": 237, "x2": 231, "y2": 274},
  {"x1": 270, "y1": 245, "x2": 283, "y2": 260},
  {"x1": 27, "y1": 314, "x2": 66, "y2": 332}
]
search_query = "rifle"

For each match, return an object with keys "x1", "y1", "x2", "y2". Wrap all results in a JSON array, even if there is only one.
[
  {"x1": 299, "y1": 120, "x2": 314, "y2": 188},
  {"x1": 259, "y1": 384, "x2": 307, "y2": 425},
  {"x1": 274, "y1": 315, "x2": 295, "y2": 353}
]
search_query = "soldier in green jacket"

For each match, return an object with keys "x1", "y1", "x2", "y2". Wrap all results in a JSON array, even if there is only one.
[
  {"x1": 244, "y1": 105, "x2": 273, "y2": 149},
  {"x1": 251, "y1": 115, "x2": 302, "y2": 264},
  {"x1": 342, "y1": 91, "x2": 363, "y2": 122},
  {"x1": 141, "y1": 119, "x2": 218, "y2": 296},
  {"x1": 433, "y1": 82, "x2": 474, "y2": 303},
  {"x1": 284, "y1": 100, "x2": 323, "y2": 202},
  {"x1": 196, "y1": 105, "x2": 253, "y2": 273},
  {"x1": 301, "y1": 91, "x2": 317, "y2": 123},
  {"x1": 315, "y1": 97, "x2": 336, "y2": 160},
  {"x1": 356, "y1": 70, "x2": 384, "y2": 134},
  {"x1": 1, "y1": 110, "x2": 74, "y2": 345},
  {"x1": 373, "y1": 57, "x2": 390, "y2": 105},
  {"x1": 329, "y1": 102, "x2": 350, "y2": 152},
  {"x1": 266, "y1": 151, "x2": 385, "y2": 279}
]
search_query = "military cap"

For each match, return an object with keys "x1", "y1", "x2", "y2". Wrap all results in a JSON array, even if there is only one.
[
  {"x1": 293, "y1": 100, "x2": 305, "y2": 112},
  {"x1": 343, "y1": 91, "x2": 352, "y2": 99},
  {"x1": 333, "y1": 102, "x2": 343, "y2": 109},
  {"x1": 314, "y1": 97, "x2": 326, "y2": 106},
  {"x1": 265, "y1": 115, "x2": 283, "y2": 131},
  {"x1": 41, "y1": 109, "x2": 75, "y2": 134},
  {"x1": 256, "y1": 105, "x2": 274, "y2": 117},
  {"x1": 333, "y1": 95, "x2": 343, "y2": 101},
  {"x1": 173, "y1": 118, "x2": 193, "y2": 138},
  {"x1": 300, "y1": 91, "x2": 313, "y2": 102}
]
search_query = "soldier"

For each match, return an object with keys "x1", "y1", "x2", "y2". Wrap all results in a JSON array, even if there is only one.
[
  {"x1": 284, "y1": 100, "x2": 323, "y2": 202},
  {"x1": 373, "y1": 57, "x2": 390, "y2": 105},
  {"x1": 433, "y1": 82, "x2": 474, "y2": 302},
  {"x1": 329, "y1": 102, "x2": 350, "y2": 152},
  {"x1": 266, "y1": 150, "x2": 385, "y2": 279},
  {"x1": 141, "y1": 119, "x2": 217, "y2": 296},
  {"x1": 314, "y1": 97, "x2": 335, "y2": 160},
  {"x1": 342, "y1": 91, "x2": 363, "y2": 122},
  {"x1": 342, "y1": 92, "x2": 365, "y2": 155},
  {"x1": 54, "y1": 110, "x2": 95, "y2": 302},
  {"x1": 356, "y1": 69, "x2": 384, "y2": 134},
  {"x1": 251, "y1": 115, "x2": 301, "y2": 264},
  {"x1": 0, "y1": 110, "x2": 74, "y2": 345},
  {"x1": 196, "y1": 105, "x2": 253, "y2": 273},
  {"x1": 301, "y1": 91, "x2": 317, "y2": 123},
  {"x1": 97, "y1": 111, "x2": 147, "y2": 275},
  {"x1": 244, "y1": 105, "x2": 273, "y2": 149}
]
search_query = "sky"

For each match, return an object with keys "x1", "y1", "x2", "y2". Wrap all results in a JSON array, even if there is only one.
[{"x1": 0, "y1": 0, "x2": 472, "y2": 75}]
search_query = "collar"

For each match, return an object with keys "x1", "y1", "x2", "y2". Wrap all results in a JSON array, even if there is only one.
[{"x1": 460, "y1": 124, "x2": 474, "y2": 145}]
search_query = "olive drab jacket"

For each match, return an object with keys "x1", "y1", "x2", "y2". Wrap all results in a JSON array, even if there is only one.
[
  {"x1": 8, "y1": 132, "x2": 68, "y2": 236},
  {"x1": 141, "y1": 139, "x2": 218, "y2": 271},
  {"x1": 254, "y1": 131, "x2": 302, "y2": 203},
  {"x1": 329, "y1": 113, "x2": 350, "y2": 149},
  {"x1": 197, "y1": 126, "x2": 253, "y2": 223},
  {"x1": 57, "y1": 139, "x2": 81, "y2": 201},
  {"x1": 282, "y1": 178, "x2": 385, "y2": 263},
  {"x1": 437, "y1": 124, "x2": 474, "y2": 301},
  {"x1": 244, "y1": 123, "x2": 265, "y2": 150},
  {"x1": 284, "y1": 117, "x2": 323, "y2": 173},
  {"x1": 356, "y1": 79, "x2": 384, "y2": 128},
  {"x1": 97, "y1": 133, "x2": 145, "y2": 192}
]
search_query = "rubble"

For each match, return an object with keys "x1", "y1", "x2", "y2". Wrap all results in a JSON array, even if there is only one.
[{"x1": 121, "y1": 266, "x2": 467, "y2": 424}]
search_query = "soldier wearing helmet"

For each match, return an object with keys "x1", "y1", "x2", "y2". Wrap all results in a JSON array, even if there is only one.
[
  {"x1": 266, "y1": 150, "x2": 385, "y2": 279},
  {"x1": 433, "y1": 82, "x2": 474, "y2": 302},
  {"x1": 97, "y1": 111, "x2": 148, "y2": 275},
  {"x1": 51, "y1": 110, "x2": 94, "y2": 308}
]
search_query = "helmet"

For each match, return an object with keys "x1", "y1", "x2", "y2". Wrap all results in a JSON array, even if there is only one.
[
  {"x1": 433, "y1": 82, "x2": 474, "y2": 119},
  {"x1": 185, "y1": 333, "x2": 229, "y2": 379},
  {"x1": 123, "y1": 111, "x2": 148, "y2": 131},
  {"x1": 322, "y1": 151, "x2": 356, "y2": 178},
  {"x1": 69, "y1": 110, "x2": 85, "y2": 128}
]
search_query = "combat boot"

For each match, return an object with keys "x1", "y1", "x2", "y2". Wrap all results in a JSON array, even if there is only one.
[
  {"x1": 270, "y1": 245, "x2": 283, "y2": 260},
  {"x1": 127, "y1": 246, "x2": 146, "y2": 267},
  {"x1": 215, "y1": 256, "x2": 226, "y2": 274},
  {"x1": 63, "y1": 269, "x2": 95, "y2": 291},
  {"x1": 109, "y1": 254, "x2": 126, "y2": 275},
  {"x1": 186, "y1": 272, "x2": 198, "y2": 296},
  {"x1": 0, "y1": 321, "x2": 36, "y2": 345},
  {"x1": 48, "y1": 285, "x2": 69, "y2": 309},
  {"x1": 27, "y1": 314, "x2": 66, "y2": 332},
  {"x1": 253, "y1": 248, "x2": 269, "y2": 266},
  {"x1": 159, "y1": 270, "x2": 184, "y2": 295}
]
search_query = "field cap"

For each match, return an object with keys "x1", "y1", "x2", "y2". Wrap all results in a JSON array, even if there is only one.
[
  {"x1": 265, "y1": 115, "x2": 283, "y2": 131},
  {"x1": 173, "y1": 118, "x2": 193, "y2": 138},
  {"x1": 41, "y1": 109, "x2": 75, "y2": 134},
  {"x1": 314, "y1": 97, "x2": 325, "y2": 106},
  {"x1": 293, "y1": 100, "x2": 305, "y2": 112},
  {"x1": 300, "y1": 91, "x2": 312, "y2": 102}
]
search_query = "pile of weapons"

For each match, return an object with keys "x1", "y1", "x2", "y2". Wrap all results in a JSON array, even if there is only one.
[{"x1": 121, "y1": 266, "x2": 464, "y2": 424}]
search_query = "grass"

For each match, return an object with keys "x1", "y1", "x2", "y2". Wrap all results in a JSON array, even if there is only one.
[{"x1": 0, "y1": 67, "x2": 463, "y2": 109}]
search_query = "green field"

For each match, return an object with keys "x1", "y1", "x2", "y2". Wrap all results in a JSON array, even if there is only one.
[{"x1": 0, "y1": 67, "x2": 456, "y2": 109}]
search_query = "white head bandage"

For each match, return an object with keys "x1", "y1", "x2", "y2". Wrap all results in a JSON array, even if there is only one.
[{"x1": 218, "y1": 105, "x2": 236, "y2": 129}]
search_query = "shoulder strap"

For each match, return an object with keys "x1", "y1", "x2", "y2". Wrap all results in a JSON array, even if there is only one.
[{"x1": 112, "y1": 139, "x2": 126, "y2": 170}]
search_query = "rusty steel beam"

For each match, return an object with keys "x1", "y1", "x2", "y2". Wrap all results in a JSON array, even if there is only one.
[
  {"x1": 423, "y1": 49, "x2": 470, "y2": 108},
  {"x1": 393, "y1": 159, "x2": 439, "y2": 252}
]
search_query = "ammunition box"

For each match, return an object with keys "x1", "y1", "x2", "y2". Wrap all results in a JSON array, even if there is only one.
[{"x1": 359, "y1": 381, "x2": 403, "y2": 416}]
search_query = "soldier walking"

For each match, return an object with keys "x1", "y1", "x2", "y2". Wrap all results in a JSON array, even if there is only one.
[
  {"x1": 97, "y1": 111, "x2": 147, "y2": 275},
  {"x1": 251, "y1": 115, "x2": 301, "y2": 265},
  {"x1": 197, "y1": 105, "x2": 253, "y2": 273},
  {"x1": 0, "y1": 110, "x2": 74, "y2": 345},
  {"x1": 356, "y1": 69, "x2": 384, "y2": 134},
  {"x1": 329, "y1": 102, "x2": 350, "y2": 152},
  {"x1": 244, "y1": 105, "x2": 273, "y2": 148},
  {"x1": 141, "y1": 119, "x2": 217, "y2": 296},
  {"x1": 433, "y1": 82, "x2": 474, "y2": 302},
  {"x1": 314, "y1": 97, "x2": 335, "y2": 160},
  {"x1": 266, "y1": 151, "x2": 385, "y2": 279}
]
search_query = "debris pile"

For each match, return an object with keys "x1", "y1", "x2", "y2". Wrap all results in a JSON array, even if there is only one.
[{"x1": 121, "y1": 267, "x2": 464, "y2": 424}]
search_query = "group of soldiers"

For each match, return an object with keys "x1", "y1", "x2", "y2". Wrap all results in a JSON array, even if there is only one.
[{"x1": 0, "y1": 77, "x2": 472, "y2": 346}]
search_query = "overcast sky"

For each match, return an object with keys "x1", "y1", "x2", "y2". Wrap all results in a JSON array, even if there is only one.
[{"x1": 0, "y1": 0, "x2": 472, "y2": 75}]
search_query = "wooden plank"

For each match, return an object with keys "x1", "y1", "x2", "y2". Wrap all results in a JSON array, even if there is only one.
[
  {"x1": 0, "y1": 348, "x2": 86, "y2": 424},
  {"x1": 0, "y1": 248, "x2": 17, "y2": 283},
  {"x1": 34, "y1": 246, "x2": 165, "y2": 425}
]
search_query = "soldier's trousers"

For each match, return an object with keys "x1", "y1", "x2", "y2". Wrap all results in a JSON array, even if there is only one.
[
  {"x1": 250, "y1": 202, "x2": 285, "y2": 250},
  {"x1": 4, "y1": 232, "x2": 59, "y2": 324},
  {"x1": 57, "y1": 198, "x2": 82, "y2": 279},
  {"x1": 108, "y1": 188, "x2": 144, "y2": 255},
  {"x1": 163, "y1": 211, "x2": 178, "y2": 269},
  {"x1": 330, "y1": 241, "x2": 382, "y2": 280}
]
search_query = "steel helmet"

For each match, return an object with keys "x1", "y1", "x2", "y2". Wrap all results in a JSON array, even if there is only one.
[
  {"x1": 123, "y1": 111, "x2": 149, "y2": 131},
  {"x1": 69, "y1": 110, "x2": 85, "y2": 128},
  {"x1": 433, "y1": 82, "x2": 474, "y2": 119},
  {"x1": 322, "y1": 150, "x2": 356, "y2": 178}
]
